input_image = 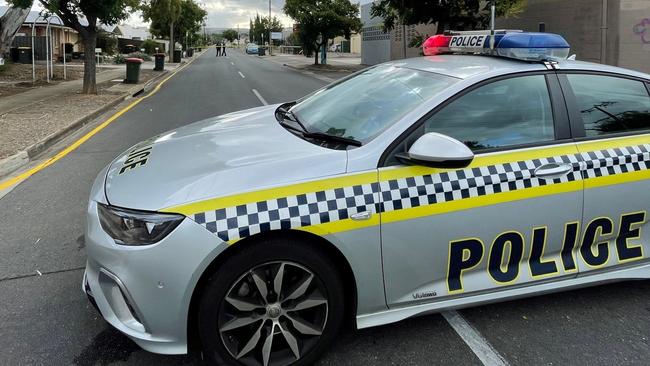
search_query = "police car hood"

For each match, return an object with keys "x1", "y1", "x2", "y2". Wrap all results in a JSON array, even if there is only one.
[{"x1": 104, "y1": 105, "x2": 347, "y2": 211}]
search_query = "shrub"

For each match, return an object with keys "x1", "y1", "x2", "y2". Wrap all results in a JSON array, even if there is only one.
[
  {"x1": 0, "y1": 60, "x2": 11, "y2": 74},
  {"x1": 127, "y1": 52, "x2": 152, "y2": 61},
  {"x1": 113, "y1": 54, "x2": 126, "y2": 64},
  {"x1": 141, "y1": 39, "x2": 164, "y2": 55},
  {"x1": 97, "y1": 30, "x2": 117, "y2": 55}
]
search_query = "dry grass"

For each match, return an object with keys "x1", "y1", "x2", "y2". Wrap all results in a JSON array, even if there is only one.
[{"x1": 0, "y1": 62, "x2": 111, "y2": 82}]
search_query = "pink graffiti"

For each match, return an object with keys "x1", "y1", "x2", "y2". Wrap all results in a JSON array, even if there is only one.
[{"x1": 633, "y1": 18, "x2": 650, "y2": 44}]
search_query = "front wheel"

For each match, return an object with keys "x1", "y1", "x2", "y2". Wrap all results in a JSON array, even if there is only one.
[{"x1": 198, "y1": 238, "x2": 345, "y2": 366}]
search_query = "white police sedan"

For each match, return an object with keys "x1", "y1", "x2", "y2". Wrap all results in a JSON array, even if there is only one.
[{"x1": 84, "y1": 31, "x2": 650, "y2": 366}]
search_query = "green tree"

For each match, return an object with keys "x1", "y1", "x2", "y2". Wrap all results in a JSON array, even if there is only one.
[
  {"x1": 142, "y1": 0, "x2": 181, "y2": 55},
  {"x1": 284, "y1": 0, "x2": 361, "y2": 65},
  {"x1": 96, "y1": 30, "x2": 117, "y2": 55},
  {"x1": 143, "y1": 0, "x2": 206, "y2": 51},
  {"x1": 285, "y1": 31, "x2": 300, "y2": 46},
  {"x1": 370, "y1": 0, "x2": 526, "y2": 34},
  {"x1": 249, "y1": 14, "x2": 282, "y2": 45},
  {"x1": 175, "y1": 0, "x2": 206, "y2": 48},
  {"x1": 6, "y1": 0, "x2": 140, "y2": 94},
  {"x1": 141, "y1": 39, "x2": 164, "y2": 54},
  {"x1": 222, "y1": 29, "x2": 238, "y2": 43}
]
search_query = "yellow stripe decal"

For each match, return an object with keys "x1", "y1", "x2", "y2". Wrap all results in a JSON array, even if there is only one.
[
  {"x1": 166, "y1": 135, "x2": 650, "y2": 243},
  {"x1": 163, "y1": 171, "x2": 378, "y2": 216}
]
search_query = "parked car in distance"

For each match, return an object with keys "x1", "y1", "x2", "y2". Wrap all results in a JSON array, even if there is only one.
[{"x1": 246, "y1": 43, "x2": 259, "y2": 54}]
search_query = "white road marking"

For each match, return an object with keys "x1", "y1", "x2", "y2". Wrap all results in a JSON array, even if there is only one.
[
  {"x1": 238, "y1": 71, "x2": 245, "y2": 78},
  {"x1": 442, "y1": 310, "x2": 509, "y2": 366},
  {"x1": 252, "y1": 89, "x2": 268, "y2": 106}
]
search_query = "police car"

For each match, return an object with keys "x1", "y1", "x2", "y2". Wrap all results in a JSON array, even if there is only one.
[{"x1": 84, "y1": 30, "x2": 650, "y2": 365}]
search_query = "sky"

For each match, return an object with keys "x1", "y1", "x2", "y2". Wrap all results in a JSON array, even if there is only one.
[{"x1": 0, "y1": 0, "x2": 374, "y2": 29}]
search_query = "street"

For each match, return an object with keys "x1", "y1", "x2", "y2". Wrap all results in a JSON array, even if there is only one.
[{"x1": 2, "y1": 49, "x2": 650, "y2": 366}]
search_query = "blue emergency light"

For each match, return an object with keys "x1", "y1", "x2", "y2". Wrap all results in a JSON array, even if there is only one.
[{"x1": 422, "y1": 30, "x2": 571, "y2": 61}]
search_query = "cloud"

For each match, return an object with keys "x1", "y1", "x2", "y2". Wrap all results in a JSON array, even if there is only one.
[
  {"x1": 1, "y1": 0, "x2": 371, "y2": 30},
  {"x1": 198, "y1": 0, "x2": 294, "y2": 28}
]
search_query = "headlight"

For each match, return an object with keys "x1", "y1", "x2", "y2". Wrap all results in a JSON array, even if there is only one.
[{"x1": 97, "y1": 203, "x2": 184, "y2": 246}]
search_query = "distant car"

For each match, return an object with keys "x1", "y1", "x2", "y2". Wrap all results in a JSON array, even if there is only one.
[
  {"x1": 246, "y1": 43, "x2": 259, "y2": 54},
  {"x1": 84, "y1": 30, "x2": 650, "y2": 366}
]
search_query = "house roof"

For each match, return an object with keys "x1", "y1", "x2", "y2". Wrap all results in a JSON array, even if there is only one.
[
  {"x1": 112, "y1": 24, "x2": 151, "y2": 40},
  {"x1": 0, "y1": 5, "x2": 90, "y2": 27}
]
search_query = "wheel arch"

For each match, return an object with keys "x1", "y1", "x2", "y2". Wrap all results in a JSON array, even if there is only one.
[{"x1": 186, "y1": 229, "x2": 359, "y2": 355}]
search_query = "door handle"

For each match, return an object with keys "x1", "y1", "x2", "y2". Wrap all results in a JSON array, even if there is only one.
[
  {"x1": 350, "y1": 211, "x2": 372, "y2": 221},
  {"x1": 533, "y1": 163, "x2": 573, "y2": 178}
]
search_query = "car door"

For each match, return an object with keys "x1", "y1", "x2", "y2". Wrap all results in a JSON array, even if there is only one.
[
  {"x1": 379, "y1": 73, "x2": 584, "y2": 307},
  {"x1": 559, "y1": 72, "x2": 650, "y2": 274}
]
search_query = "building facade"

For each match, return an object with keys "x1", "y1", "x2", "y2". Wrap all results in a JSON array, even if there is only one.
[
  {"x1": 360, "y1": 2, "x2": 436, "y2": 65},
  {"x1": 1, "y1": 7, "x2": 81, "y2": 60},
  {"x1": 497, "y1": 0, "x2": 650, "y2": 73},
  {"x1": 361, "y1": 0, "x2": 650, "y2": 73},
  {"x1": 360, "y1": 2, "x2": 391, "y2": 65}
]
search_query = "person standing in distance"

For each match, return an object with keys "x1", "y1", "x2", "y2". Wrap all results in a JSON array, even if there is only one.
[
  {"x1": 216, "y1": 43, "x2": 221, "y2": 57},
  {"x1": 222, "y1": 42, "x2": 227, "y2": 56}
]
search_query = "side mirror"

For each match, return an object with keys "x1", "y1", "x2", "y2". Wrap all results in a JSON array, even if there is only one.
[{"x1": 396, "y1": 132, "x2": 474, "y2": 168}]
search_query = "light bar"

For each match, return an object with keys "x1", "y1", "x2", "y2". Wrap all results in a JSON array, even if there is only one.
[{"x1": 422, "y1": 30, "x2": 570, "y2": 61}]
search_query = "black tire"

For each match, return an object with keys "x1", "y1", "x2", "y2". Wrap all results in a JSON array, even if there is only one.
[{"x1": 198, "y1": 237, "x2": 345, "y2": 366}]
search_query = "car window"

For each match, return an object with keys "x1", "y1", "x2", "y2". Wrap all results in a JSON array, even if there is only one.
[
  {"x1": 566, "y1": 74, "x2": 650, "y2": 137},
  {"x1": 290, "y1": 65, "x2": 458, "y2": 143},
  {"x1": 422, "y1": 75, "x2": 555, "y2": 151}
]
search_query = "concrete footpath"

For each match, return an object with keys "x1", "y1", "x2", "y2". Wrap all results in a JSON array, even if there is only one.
[
  {"x1": 0, "y1": 68, "x2": 126, "y2": 114},
  {"x1": 0, "y1": 58, "x2": 189, "y2": 179}
]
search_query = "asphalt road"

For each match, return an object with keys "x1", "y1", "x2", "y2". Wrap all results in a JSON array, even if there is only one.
[{"x1": 1, "y1": 49, "x2": 650, "y2": 366}]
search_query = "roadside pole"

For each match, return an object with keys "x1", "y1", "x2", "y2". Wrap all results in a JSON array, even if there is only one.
[
  {"x1": 268, "y1": 0, "x2": 272, "y2": 55},
  {"x1": 401, "y1": 0, "x2": 406, "y2": 59},
  {"x1": 31, "y1": 15, "x2": 45, "y2": 83},
  {"x1": 45, "y1": 16, "x2": 63, "y2": 83}
]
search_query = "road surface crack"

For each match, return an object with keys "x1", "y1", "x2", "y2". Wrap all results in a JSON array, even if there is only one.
[{"x1": 0, "y1": 266, "x2": 85, "y2": 282}]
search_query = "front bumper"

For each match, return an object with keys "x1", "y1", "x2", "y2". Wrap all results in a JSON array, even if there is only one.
[{"x1": 83, "y1": 197, "x2": 229, "y2": 354}]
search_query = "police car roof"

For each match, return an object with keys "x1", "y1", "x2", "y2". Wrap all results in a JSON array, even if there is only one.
[{"x1": 389, "y1": 54, "x2": 650, "y2": 81}]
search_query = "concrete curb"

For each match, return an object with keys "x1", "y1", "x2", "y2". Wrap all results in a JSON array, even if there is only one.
[
  {"x1": 0, "y1": 69, "x2": 171, "y2": 179},
  {"x1": 282, "y1": 63, "x2": 361, "y2": 74},
  {"x1": 280, "y1": 63, "x2": 337, "y2": 83}
]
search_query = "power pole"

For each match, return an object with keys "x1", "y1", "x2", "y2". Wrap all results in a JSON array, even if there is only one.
[
  {"x1": 170, "y1": 21, "x2": 174, "y2": 58},
  {"x1": 402, "y1": 0, "x2": 406, "y2": 58},
  {"x1": 268, "y1": 0, "x2": 272, "y2": 55},
  {"x1": 169, "y1": 0, "x2": 174, "y2": 58}
]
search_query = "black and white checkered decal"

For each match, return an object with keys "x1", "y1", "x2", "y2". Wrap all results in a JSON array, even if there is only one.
[
  {"x1": 193, "y1": 143, "x2": 650, "y2": 242},
  {"x1": 193, "y1": 183, "x2": 379, "y2": 242}
]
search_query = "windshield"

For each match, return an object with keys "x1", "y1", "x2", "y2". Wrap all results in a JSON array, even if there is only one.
[{"x1": 290, "y1": 65, "x2": 458, "y2": 143}]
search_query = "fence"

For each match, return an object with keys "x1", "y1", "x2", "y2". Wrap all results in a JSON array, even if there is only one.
[
  {"x1": 279, "y1": 45, "x2": 303, "y2": 54},
  {"x1": 12, "y1": 36, "x2": 47, "y2": 60}
]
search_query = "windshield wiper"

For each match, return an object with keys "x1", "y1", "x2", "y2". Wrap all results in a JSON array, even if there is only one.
[
  {"x1": 304, "y1": 131, "x2": 363, "y2": 147},
  {"x1": 276, "y1": 104, "x2": 362, "y2": 147}
]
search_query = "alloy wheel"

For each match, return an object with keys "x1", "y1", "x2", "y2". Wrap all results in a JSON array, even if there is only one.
[{"x1": 218, "y1": 261, "x2": 329, "y2": 366}]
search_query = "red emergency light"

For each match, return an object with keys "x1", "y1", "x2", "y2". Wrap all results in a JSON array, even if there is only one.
[
  {"x1": 422, "y1": 35, "x2": 452, "y2": 56},
  {"x1": 421, "y1": 30, "x2": 571, "y2": 61}
]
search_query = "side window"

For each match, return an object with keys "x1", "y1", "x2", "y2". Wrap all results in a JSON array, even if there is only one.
[
  {"x1": 566, "y1": 74, "x2": 650, "y2": 137},
  {"x1": 422, "y1": 75, "x2": 555, "y2": 151}
]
